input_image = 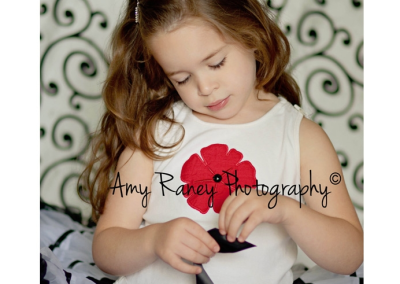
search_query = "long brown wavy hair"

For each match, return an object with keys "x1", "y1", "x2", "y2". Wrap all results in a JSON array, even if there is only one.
[{"x1": 79, "y1": 0, "x2": 301, "y2": 221}]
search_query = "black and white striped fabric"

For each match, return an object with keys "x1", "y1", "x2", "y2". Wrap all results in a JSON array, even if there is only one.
[
  {"x1": 40, "y1": 202, "x2": 363, "y2": 284},
  {"x1": 292, "y1": 263, "x2": 363, "y2": 284},
  {"x1": 40, "y1": 202, "x2": 117, "y2": 284}
]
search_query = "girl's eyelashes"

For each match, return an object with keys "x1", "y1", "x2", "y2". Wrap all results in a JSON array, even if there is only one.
[
  {"x1": 177, "y1": 76, "x2": 190, "y2": 85},
  {"x1": 176, "y1": 57, "x2": 226, "y2": 85},
  {"x1": 210, "y1": 57, "x2": 226, "y2": 70}
]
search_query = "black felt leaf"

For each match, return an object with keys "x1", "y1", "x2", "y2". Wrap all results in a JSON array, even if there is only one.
[
  {"x1": 195, "y1": 228, "x2": 256, "y2": 284},
  {"x1": 207, "y1": 228, "x2": 256, "y2": 253}
]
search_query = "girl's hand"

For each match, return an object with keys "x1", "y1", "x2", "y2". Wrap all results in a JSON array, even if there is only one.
[
  {"x1": 218, "y1": 190, "x2": 290, "y2": 243},
  {"x1": 152, "y1": 217, "x2": 220, "y2": 274}
]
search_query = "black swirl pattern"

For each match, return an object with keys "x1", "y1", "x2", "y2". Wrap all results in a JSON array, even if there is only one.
[{"x1": 40, "y1": 0, "x2": 116, "y2": 219}]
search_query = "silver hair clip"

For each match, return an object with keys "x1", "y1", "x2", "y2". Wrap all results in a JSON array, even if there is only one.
[{"x1": 135, "y1": 0, "x2": 140, "y2": 24}]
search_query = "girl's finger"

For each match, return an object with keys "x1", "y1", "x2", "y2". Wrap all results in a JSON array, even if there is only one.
[
  {"x1": 225, "y1": 202, "x2": 254, "y2": 242},
  {"x1": 186, "y1": 221, "x2": 220, "y2": 253},
  {"x1": 182, "y1": 233, "x2": 216, "y2": 258},
  {"x1": 223, "y1": 195, "x2": 247, "y2": 241},
  {"x1": 237, "y1": 212, "x2": 262, "y2": 242},
  {"x1": 178, "y1": 243, "x2": 211, "y2": 265},
  {"x1": 168, "y1": 253, "x2": 202, "y2": 275},
  {"x1": 218, "y1": 193, "x2": 235, "y2": 235}
]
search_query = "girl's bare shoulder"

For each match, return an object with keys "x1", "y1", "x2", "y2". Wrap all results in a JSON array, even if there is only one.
[
  {"x1": 95, "y1": 147, "x2": 154, "y2": 235},
  {"x1": 298, "y1": 118, "x2": 362, "y2": 232}
]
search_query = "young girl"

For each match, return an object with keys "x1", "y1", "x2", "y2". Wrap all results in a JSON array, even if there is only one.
[{"x1": 80, "y1": 0, "x2": 363, "y2": 283}]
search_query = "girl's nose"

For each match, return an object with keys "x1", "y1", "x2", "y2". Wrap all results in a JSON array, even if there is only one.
[{"x1": 197, "y1": 75, "x2": 219, "y2": 96}]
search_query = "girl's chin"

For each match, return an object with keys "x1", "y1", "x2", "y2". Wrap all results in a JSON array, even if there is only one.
[{"x1": 195, "y1": 108, "x2": 242, "y2": 123}]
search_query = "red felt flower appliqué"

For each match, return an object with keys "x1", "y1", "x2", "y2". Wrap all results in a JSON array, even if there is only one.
[{"x1": 180, "y1": 144, "x2": 257, "y2": 214}]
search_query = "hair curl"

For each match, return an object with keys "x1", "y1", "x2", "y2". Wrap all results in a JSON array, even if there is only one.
[{"x1": 79, "y1": 0, "x2": 301, "y2": 221}]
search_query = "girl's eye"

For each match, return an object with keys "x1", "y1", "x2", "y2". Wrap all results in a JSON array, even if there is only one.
[
  {"x1": 176, "y1": 57, "x2": 226, "y2": 85},
  {"x1": 177, "y1": 76, "x2": 190, "y2": 85},
  {"x1": 210, "y1": 57, "x2": 226, "y2": 70}
]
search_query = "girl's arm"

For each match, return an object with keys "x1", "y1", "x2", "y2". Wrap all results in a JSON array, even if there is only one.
[
  {"x1": 219, "y1": 117, "x2": 363, "y2": 275},
  {"x1": 281, "y1": 117, "x2": 363, "y2": 274},
  {"x1": 93, "y1": 147, "x2": 219, "y2": 276},
  {"x1": 92, "y1": 147, "x2": 157, "y2": 275}
]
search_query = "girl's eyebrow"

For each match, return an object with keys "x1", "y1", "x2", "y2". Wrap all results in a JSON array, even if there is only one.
[
  {"x1": 200, "y1": 45, "x2": 225, "y2": 63},
  {"x1": 166, "y1": 45, "x2": 225, "y2": 76}
]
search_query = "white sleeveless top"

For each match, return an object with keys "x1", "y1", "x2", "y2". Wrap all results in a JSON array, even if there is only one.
[{"x1": 116, "y1": 96, "x2": 304, "y2": 284}]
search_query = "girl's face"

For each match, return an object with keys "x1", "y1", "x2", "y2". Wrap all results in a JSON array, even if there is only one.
[{"x1": 148, "y1": 18, "x2": 260, "y2": 123}]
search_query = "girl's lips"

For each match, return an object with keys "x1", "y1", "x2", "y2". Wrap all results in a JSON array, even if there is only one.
[{"x1": 207, "y1": 96, "x2": 230, "y2": 111}]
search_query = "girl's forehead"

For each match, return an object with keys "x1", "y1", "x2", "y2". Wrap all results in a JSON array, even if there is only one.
[{"x1": 148, "y1": 18, "x2": 229, "y2": 72}]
